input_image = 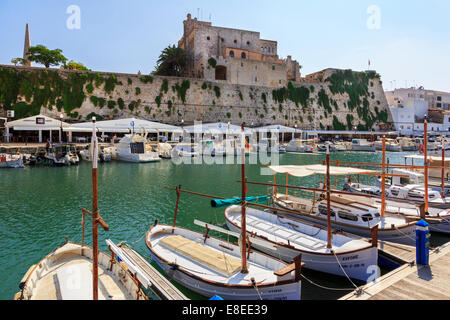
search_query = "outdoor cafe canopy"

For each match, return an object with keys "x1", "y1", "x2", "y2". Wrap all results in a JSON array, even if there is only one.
[{"x1": 64, "y1": 118, "x2": 182, "y2": 133}]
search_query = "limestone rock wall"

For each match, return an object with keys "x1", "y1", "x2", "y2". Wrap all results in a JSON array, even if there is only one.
[{"x1": 0, "y1": 65, "x2": 393, "y2": 130}]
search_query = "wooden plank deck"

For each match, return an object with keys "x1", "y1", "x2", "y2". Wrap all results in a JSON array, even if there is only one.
[
  {"x1": 120, "y1": 245, "x2": 189, "y2": 300},
  {"x1": 340, "y1": 242, "x2": 450, "y2": 300},
  {"x1": 377, "y1": 240, "x2": 416, "y2": 265}
]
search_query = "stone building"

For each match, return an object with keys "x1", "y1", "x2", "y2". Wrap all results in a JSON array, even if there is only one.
[{"x1": 178, "y1": 14, "x2": 301, "y2": 87}]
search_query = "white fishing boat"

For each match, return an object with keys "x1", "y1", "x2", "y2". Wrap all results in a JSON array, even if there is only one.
[
  {"x1": 155, "y1": 142, "x2": 173, "y2": 159},
  {"x1": 116, "y1": 134, "x2": 160, "y2": 163},
  {"x1": 0, "y1": 154, "x2": 24, "y2": 168},
  {"x1": 267, "y1": 165, "x2": 417, "y2": 245},
  {"x1": 146, "y1": 223, "x2": 303, "y2": 300},
  {"x1": 374, "y1": 139, "x2": 402, "y2": 152},
  {"x1": 257, "y1": 138, "x2": 286, "y2": 154},
  {"x1": 14, "y1": 241, "x2": 147, "y2": 300},
  {"x1": 351, "y1": 139, "x2": 376, "y2": 152},
  {"x1": 337, "y1": 193, "x2": 450, "y2": 235},
  {"x1": 14, "y1": 118, "x2": 148, "y2": 301},
  {"x1": 285, "y1": 139, "x2": 314, "y2": 153},
  {"x1": 44, "y1": 143, "x2": 79, "y2": 165},
  {"x1": 397, "y1": 137, "x2": 418, "y2": 151},
  {"x1": 147, "y1": 125, "x2": 303, "y2": 300},
  {"x1": 199, "y1": 139, "x2": 227, "y2": 157},
  {"x1": 171, "y1": 144, "x2": 199, "y2": 158},
  {"x1": 79, "y1": 144, "x2": 112, "y2": 162},
  {"x1": 224, "y1": 205, "x2": 378, "y2": 282}
]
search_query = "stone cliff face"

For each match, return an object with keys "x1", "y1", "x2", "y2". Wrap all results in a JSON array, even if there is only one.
[{"x1": 0, "y1": 65, "x2": 393, "y2": 130}]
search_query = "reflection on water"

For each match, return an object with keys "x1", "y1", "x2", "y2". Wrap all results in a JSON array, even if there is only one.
[{"x1": 0, "y1": 151, "x2": 448, "y2": 300}]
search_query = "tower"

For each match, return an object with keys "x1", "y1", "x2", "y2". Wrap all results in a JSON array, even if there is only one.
[{"x1": 23, "y1": 24, "x2": 32, "y2": 67}]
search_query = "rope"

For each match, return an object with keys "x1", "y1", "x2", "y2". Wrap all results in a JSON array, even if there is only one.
[
  {"x1": 331, "y1": 249, "x2": 359, "y2": 290},
  {"x1": 394, "y1": 226, "x2": 416, "y2": 242},
  {"x1": 300, "y1": 273, "x2": 357, "y2": 291},
  {"x1": 251, "y1": 279, "x2": 263, "y2": 300}
]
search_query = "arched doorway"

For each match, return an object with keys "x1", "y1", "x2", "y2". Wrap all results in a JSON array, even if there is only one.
[{"x1": 215, "y1": 65, "x2": 227, "y2": 80}]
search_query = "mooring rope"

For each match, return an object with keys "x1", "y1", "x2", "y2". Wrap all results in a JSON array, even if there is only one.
[
  {"x1": 331, "y1": 249, "x2": 359, "y2": 290},
  {"x1": 300, "y1": 273, "x2": 357, "y2": 292}
]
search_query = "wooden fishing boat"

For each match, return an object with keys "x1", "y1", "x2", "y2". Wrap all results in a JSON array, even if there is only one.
[
  {"x1": 14, "y1": 241, "x2": 146, "y2": 300},
  {"x1": 146, "y1": 222, "x2": 303, "y2": 300},
  {"x1": 146, "y1": 125, "x2": 303, "y2": 300},
  {"x1": 14, "y1": 118, "x2": 148, "y2": 301},
  {"x1": 224, "y1": 205, "x2": 378, "y2": 282},
  {"x1": 273, "y1": 192, "x2": 416, "y2": 245}
]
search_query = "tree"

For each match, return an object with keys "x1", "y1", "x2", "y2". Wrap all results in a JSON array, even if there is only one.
[
  {"x1": 11, "y1": 58, "x2": 25, "y2": 66},
  {"x1": 154, "y1": 45, "x2": 187, "y2": 77},
  {"x1": 64, "y1": 60, "x2": 89, "y2": 71},
  {"x1": 26, "y1": 45, "x2": 67, "y2": 68}
]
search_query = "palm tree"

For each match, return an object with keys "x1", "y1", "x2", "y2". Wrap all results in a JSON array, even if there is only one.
[{"x1": 154, "y1": 45, "x2": 187, "y2": 77}]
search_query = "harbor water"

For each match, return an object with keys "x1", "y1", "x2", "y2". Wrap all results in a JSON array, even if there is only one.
[{"x1": 1, "y1": 151, "x2": 449, "y2": 300}]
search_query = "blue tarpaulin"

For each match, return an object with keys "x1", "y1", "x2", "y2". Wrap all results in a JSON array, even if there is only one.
[{"x1": 211, "y1": 196, "x2": 268, "y2": 208}]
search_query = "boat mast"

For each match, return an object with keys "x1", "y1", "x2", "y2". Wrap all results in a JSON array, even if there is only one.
[
  {"x1": 424, "y1": 116, "x2": 429, "y2": 213},
  {"x1": 381, "y1": 137, "x2": 386, "y2": 217},
  {"x1": 326, "y1": 144, "x2": 332, "y2": 249},
  {"x1": 91, "y1": 117, "x2": 100, "y2": 300},
  {"x1": 442, "y1": 142, "x2": 446, "y2": 198},
  {"x1": 240, "y1": 124, "x2": 248, "y2": 274}
]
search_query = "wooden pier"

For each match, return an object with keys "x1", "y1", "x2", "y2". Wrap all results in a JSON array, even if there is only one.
[
  {"x1": 340, "y1": 242, "x2": 450, "y2": 300},
  {"x1": 377, "y1": 240, "x2": 416, "y2": 266},
  {"x1": 106, "y1": 241, "x2": 189, "y2": 300}
]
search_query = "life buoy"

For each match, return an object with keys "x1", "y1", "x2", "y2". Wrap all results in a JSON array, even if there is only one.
[{"x1": 419, "y1": 144, "x2": 425, "y2": 154}]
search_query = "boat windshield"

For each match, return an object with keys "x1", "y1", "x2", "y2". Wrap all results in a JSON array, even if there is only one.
[{"x1": 130, "y1": 142, "x2": 145, "y2": 154}]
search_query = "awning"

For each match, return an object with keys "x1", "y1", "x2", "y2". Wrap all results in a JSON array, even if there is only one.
[
  {"x1": 268, "y1": 164, "x2": 378, "y2": 177},
  {"x1": 183, "y1": 122, "x2": 253, "y2": 134},
  {"x1": 6, "y1": 115, "x2": 70, "y2": 131},
  {"x1": 64, "y1": 118, "x2": 182, "y2": 133}
]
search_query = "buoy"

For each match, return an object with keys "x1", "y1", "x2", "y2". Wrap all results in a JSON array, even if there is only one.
[{"x1": 419, "y1": 144, "x2": 425, "y2": 154}]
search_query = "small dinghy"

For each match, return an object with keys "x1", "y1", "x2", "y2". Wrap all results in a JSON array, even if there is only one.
[
  {"x1": 224, "y1": 205, "x2": 378, "y2": 282},
  {"x1": 0, "y1": 154, "x2": 24, "y2": 168}
]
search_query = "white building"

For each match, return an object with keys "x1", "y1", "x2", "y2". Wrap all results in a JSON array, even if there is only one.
[{"x1": 386, "y1": 87, "x2": 450, "y2": 135}]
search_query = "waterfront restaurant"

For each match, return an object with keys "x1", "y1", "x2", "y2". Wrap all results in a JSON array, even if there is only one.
[
  {"x1": 252, "y1": 124, "x2": 300, "y2": 142},
  {"x1": 5, "y1": 114, "x2": 70, "y2": 143},
  {"x1": 64, "y1": 118, "x2": 182, "y2": 143}
]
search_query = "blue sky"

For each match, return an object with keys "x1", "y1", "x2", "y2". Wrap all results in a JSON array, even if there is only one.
[{"x1": 1, "y1": 0, "x2": 449, "y2": 92}]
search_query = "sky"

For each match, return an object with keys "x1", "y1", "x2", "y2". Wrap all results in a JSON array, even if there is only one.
[{"x1": 1, "y1": 0, "x2": 449, "y2": 92}]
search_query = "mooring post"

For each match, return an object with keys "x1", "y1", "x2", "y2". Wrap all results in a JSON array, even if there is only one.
[{"x1": 416, "y1": 220, "x2": 430, "y2": 266}]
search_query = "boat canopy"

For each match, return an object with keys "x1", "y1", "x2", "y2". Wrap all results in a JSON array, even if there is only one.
[
  {"x1": 268, "y1": 165, "x2": 378, "y2": 177},
  {"x1": 64, "y1": 118, "x2": 182, "y2": 133}
]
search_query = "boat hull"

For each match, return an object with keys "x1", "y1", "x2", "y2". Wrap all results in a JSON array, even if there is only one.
[
  {"x1": 225, "y1": 219, "x2": 378, "y2": 282},
  {"x1": 117, "y1": 153, "x2": 161, "y2": 163}
]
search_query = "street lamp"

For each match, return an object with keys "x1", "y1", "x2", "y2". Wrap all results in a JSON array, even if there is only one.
[{"x1": 59, "y1": 114, "x2": 64, "y2": 143}]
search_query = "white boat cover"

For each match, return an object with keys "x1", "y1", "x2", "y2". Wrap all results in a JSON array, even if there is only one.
[{"x1": 268, "y1": 164, "x2": 378, "y2": 177}]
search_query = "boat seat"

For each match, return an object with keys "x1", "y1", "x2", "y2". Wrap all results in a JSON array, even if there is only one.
[
  {"x1": 56, "y1": 262, "x2": 93, "y2": 300},
  {"x1": 159, "y1": 235, "x2": 241, "y2": 277}
]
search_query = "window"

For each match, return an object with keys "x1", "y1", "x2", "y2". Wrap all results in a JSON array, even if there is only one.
[
  {"x1": 438, "y1": 96, "x2": 442, "y2": 101},
  {"x1": 207, "y1": 36, "x2": 210, "y2": 40},
  {"x1": 221, "y1": 38, "x2": 224, "y2": 42},
  {"x1": 241, "y1": 52, "x2": 246, "y2": 59},
  {"x1": 338, "y1": 211, "x2": 358, "y2": 222},
  {"x1": 255, "y1": 76, "x2": 257, "y2": 82},
  {"x1": 241, "y1": 62, "x2": 244, "y2": 67},
  {"x1": 361, "y1": 214, "x2": 374, "y2": 222},
  {"x1": 272, "y1": 66, "x2": 275, "y2": 70},
  {"x1": 234, "y1": 39, "x2": 237, "y2": 44},
  {"x1": 247, "y1": 41, "x2": 250, "y2": 45},
  {"x1": 229, "y1": 50, "x2": 234, "y2": 57},
  {"x1": 318, "y1": 205, "x2": 335, "y2": 217}
]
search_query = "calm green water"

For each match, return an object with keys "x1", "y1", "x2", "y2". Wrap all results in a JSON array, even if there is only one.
[{"x1": 1, "y1": 151, "x2": 448, "y2": 300}]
